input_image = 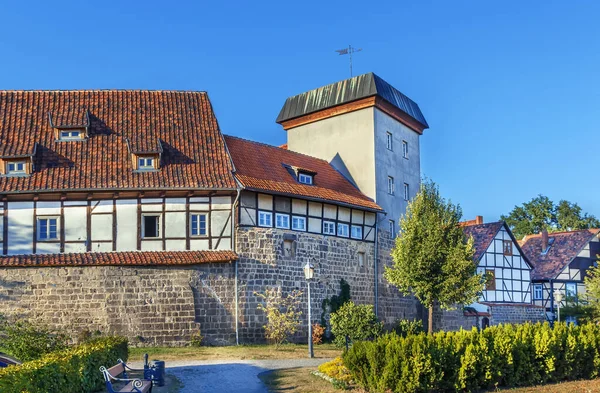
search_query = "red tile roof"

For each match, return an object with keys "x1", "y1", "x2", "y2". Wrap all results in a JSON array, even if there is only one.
[
  {"x1": 0, "y1": 250, "x2": 237, "y2": 267},
  {"x1": 520, "y1": 229, "x2": 600, "y2": 280},
  {"x1": 463, "y1": 221, "x2": 504, "y2": 261},
  {"x1": 224, "y1": 135, "x2": 381, "y2": 211},
  {"x1": 0, "y1": 90, "x2": 237, "y2": 193}
]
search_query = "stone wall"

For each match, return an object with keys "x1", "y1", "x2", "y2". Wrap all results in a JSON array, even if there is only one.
[
  {"x1": 0, "y1": 263, "x2": 237, "y2": 346},
  {"x1": 488, "y1": 303, "x2": 546, "y2": 325},
  {"x1": 235, "y1": 227, "x2": 420, "y2": 342}
]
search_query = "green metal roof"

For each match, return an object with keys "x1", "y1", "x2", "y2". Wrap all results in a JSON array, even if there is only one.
[{"x1": 276, "y1": 72, "x2": 428, "y2": 129}]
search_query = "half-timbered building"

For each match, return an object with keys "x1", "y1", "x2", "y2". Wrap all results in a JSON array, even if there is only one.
[{"x1": 520, "y1": 228, "x2": 600, "y2": 321}]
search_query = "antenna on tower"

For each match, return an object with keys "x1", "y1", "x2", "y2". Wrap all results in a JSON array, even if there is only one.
[{"x1": 335, "y1": 45, "x2": 363, "y2": 77}]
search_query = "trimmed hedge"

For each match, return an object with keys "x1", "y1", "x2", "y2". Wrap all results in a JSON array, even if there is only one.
[
  {"x1": 0, "y1": 336, "x2": 128, "y2": 393},
  {"x1": 343, "y1": 322, "x2": 600, "y2": 393}
]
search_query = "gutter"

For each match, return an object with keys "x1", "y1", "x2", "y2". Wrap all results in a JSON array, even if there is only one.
[
  {"x1": 231, "y1": 187, "x2": 242, "y2": 345},
  {"x1": 374, "y1": 218, "x2": 379, "y2": 318}
]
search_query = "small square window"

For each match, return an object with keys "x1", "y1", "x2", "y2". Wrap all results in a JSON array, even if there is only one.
[
  {"x1": 292, "y1": 216, "x2": 306, "y2": 231},
  {"x1": 403, "y1": 183, "x2": 409, "y2": 201},
  {"x1": 386, "y1": 132, "x2": 393, "y2": 151},
  {"x1": 191, "y1": 214, "x2": 207, "y2": 236},
  {"x1": 351, "y1": 225, "x2": 363, "y2": 240},
  {"x1": 388, "y1": 176, "x2": 395, "y2": 195},
  {"x1": 337, "y1": 223, "x2": 349, "y2": 238},
  {"x1": 275, "y1": 213, "x2": 290, "y2": 229},
  {"x1": 323, "y1": 221, "x2": 335, "y2": 235},
  {"x1": 142, "y1": 215, "x2": 160, "y2": 238},
  {"x1": 389, "y1": 220, "x2": 395, "y2": 238},
  {"x1": 37, "y1": 217, "x2": 59, "y2": 240},
  {"x1": 503, "y1": 240, "x2": 513, "y2": 256},
  {"x1": 298, "y1": 173, "x2": 313, "y2": 185},
  {"x1": 6, "y1": 161, "x2": 26, "y2": 175},
  {"x1": 258, "y1": 211, "x2": 273, "y2": 227},
  {"x1": 402, "y1": 140, "x2": 408, "y2": 159},
  {"x1": 566, "y1": 282, "x2": 577, "y2": 299},
  {"x1": 138, "y1": 157, "x2": 155, "y2": 170},
  {"x1": 533, "y1": 284, "x2": 543, "y2": 300}
]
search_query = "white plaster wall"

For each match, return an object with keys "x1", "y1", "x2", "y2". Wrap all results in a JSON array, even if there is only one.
[
  {"x1": 190, "y1": 239, "x2": 209, "y2": 250},
  {"x1": 116, "y1": 200, "x2": 137, "y2": 251},
  {"x1": 7, "y1": 201, "x2": 34, "y2": 255},
  {"x1": 211, "y1": 210, "x2": 231, "y2": 238},
  {"x1": 165, "y1": 212, "x2": 186, "y2": 238},
  {"x1": 91, "y1": 214, "x2": 113, "y2": 241},
  {"x1": 374, "y1": 108, "x2": 421, "y2": 233},
  {"x1": 64, "y1": 206, "x2": 87, "y2": 242},
  {"x1": 286, "y1": 107, "x2": 376, "y2": 198}
]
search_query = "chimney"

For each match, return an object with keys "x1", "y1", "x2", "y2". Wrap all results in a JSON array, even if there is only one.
[
  {"x1": 475, "y1": 216, "x2": 483, "y2": 225},
  {"x1": 541, "y1": 228, "x2": 549, "y2": 252}
]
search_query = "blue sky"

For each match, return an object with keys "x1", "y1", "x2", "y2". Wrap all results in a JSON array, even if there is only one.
[{"x1": 0, "y1": 1, "x2": 598, "y2": 222}]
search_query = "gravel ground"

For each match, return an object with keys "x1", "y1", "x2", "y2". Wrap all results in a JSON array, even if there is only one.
[{"x1": 134, "y1": 358, "x2": 328, "y2": 393}]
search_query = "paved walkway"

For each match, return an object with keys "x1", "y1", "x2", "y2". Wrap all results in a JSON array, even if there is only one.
[{"x1": 161, "y1": 358, "x2": 326, "y2": 393}]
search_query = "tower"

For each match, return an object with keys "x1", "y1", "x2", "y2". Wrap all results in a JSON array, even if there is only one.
[{"x1": 276, "y1": 72, "x2": 429, "y2": 235}]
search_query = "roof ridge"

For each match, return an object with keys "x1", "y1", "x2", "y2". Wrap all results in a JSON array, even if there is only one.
[
  {"x1": 525, "y1": 228, "x2": 599, "y2": 239},
  {"x1": 224, "y1": 134, "x2": 333, "y2": 165},
  {"x1": 0, "y1": 89, "x2": 208, "y2": 93}
]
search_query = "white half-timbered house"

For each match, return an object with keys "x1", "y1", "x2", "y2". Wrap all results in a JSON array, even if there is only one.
[{"x1": 521, "y1": 229, "x2": 600, "y2": 321}]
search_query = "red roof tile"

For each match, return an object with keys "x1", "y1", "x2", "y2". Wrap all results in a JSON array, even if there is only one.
[
  {"x1": 0, "y1": 250, "x2": 237, "y2": 267},
  {"x1": 0, "y1": 90, "x2": 237, "y2": 193},
  {"x1": 463, "y1": 221, "x2": 504, "y2": 261},
  {"x1": 224, "y1": 135, "x2": 381, "y2": 211},
  {"x1": 520, "y1": 229, "x2": 600, "y2": 280}
]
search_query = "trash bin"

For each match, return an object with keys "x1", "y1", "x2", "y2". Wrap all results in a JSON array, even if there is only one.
[{"x1": 149, "y1": 360, "x2": 165, "y2": 387}]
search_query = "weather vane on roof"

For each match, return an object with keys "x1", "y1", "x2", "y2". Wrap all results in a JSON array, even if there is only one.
[{"x1": 335, "y1": 45, "x2": 363, "y2": 77}]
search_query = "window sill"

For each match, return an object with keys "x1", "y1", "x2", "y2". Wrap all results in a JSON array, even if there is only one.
[
  {"x1": 55, "y1": 138, "x2": 87, "y2": 143},
  {"x1": 3, "y1": 173, "x2": 30, "y2": 177},
  {"x1": 134, "y1": 169, "x2": 160, "y2": 173}
]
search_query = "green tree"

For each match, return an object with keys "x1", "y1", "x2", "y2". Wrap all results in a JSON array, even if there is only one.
[
  {"x1": 254, "y1": 287, "x2": 303, "y2": 347},
  {"x1": 582, "y1": 266, "x2": 600, "y2": 321},
  {"x1": 501, "y1": 195, "x2": 600, "y2": 239},
  {"x1": 385, "y1": 179, "x2": 484, "y2": 333}
]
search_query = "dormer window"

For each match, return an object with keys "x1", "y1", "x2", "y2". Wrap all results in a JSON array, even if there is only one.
[
  {"x1": 298, "y1": 173, "x2": 313, "y2": 185},
  {"x1": 59, "y1": 130, "x2": 84, "y2": 140},
  {"x1": 138, "y1": 157, "x2": 155, "y2": 170},
  {"x1": 6, "y1": 161, "x2": 27, "y2": 175}
]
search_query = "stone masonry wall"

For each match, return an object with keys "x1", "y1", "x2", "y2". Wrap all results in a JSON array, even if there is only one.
[
  {"x1": 0, "y1": 263, "x2": 237, "y2": 346},
  {"x1": 488, "y1": 304, "x2": 546, "y2": 325},
  {"x1": 236, "y1": 227, "x2": 419, "y2": 342}
]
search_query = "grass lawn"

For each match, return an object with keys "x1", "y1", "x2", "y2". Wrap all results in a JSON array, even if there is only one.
[
  {"x1": 260, "y1": 367, "x2": 600, "y2": 393},
  {"x1": 129, "y1": 343, "x2": 341, "y2": 362}
]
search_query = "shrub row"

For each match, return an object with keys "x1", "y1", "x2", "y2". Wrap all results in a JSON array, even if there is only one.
[
  {"x1": 0, "y1": 336, "x2": 128, "y2": 393},
  {"x1": 343, "y1": 322, "x2": 600, "y2": 393}
]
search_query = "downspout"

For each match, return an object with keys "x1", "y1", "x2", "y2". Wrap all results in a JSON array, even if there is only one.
[{"x1": 549, "y1": 279, "x2": 555, "y2": 322}]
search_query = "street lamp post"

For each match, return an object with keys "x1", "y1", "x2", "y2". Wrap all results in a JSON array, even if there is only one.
[
  {"x1": 304, "y1": 261, "x2": 315, "y2": 359},
  {"x1": 554, "y1": 289, "x2": 564, "y2": 323}
]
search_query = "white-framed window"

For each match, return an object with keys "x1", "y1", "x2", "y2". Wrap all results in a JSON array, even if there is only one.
[
  {"x1": 386, "y1": 132, "x2": 393, "y2": 151},
  {"x1": 142, "y1": 214, "x2": 160, "y2": 238},
  {"x1": 60, "y1": 130, "x2": 82, "y2": 140},
  {"x1": 275, "y1": 213, "x2": 290, "y2": 229},
  {"x1": 566, "y1": 282, "x2": 577, "y2": 299},
  {"x1": 533, "y1": 284, "x2": 543, "y2": 300},
  {"x1": 138, "y1": 157, "x2": 155, "y2": 170},
  {"x1": 323, "y1": 221, "x2": 335, "y2": 235},
  {"x1": 389, "y1": 220, "x2": 395, "y2": 238},
  {"x1": 337, "y1": 223, "x2": 349, "y2": 238},
  {"x1": 298, "y1": 173, "x2": 313, "y2": 185},
  {"x1": 37, "y1": 217, "x2": 59, "y2": 240},
  {"x1": 351, "y1": 225, "x2": 363, "y2": 240},
  {"x1": 403, "y1": 183, "x2": 409, "y2": 201},
  {"x1": 258, "y1": 211, "x2": 273, "y2": 227},
  {"x1": 292, "y1": 216, "x2": 306, "y2": 231},
  {"x1": 190, "y1": 213, "x2": 207, "y2": 236},
  {"x1": 6, "y1": 161, "x2": 26, "y2": 175},
  {"x1": 358, "y1": 252, "x2": 365, "y2": 267},
  {"x1": 388, "y1": 176, "x2": 395, "y2": 195},
  {"x1": 402, "y1": 140, "x2": 408, "y2": 158}
]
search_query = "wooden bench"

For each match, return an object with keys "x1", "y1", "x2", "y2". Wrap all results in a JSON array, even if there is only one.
[{"x1": 100, "y1": 362, "x2": 153, "y2": 393}]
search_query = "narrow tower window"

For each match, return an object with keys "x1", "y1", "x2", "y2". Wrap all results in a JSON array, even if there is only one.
[
  {"x1": 386, "y1": 132, "x2": 393, "y2": 151},
  {"x1": 388, "y1": 176, "x2": 395, "y2": 195}
]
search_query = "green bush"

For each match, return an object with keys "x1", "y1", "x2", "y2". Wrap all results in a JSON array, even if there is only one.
[
  {"x1": 343, "y1": 322, "x2": 600, "y2": 393},
  {"x1": 394, "y1": 319, "x2": 424, "y2": 337},
  {"x1": 330, "y1": 301, "x2": 383, "y2": 347},
  {"x1": 0, "y1": 319, "x2": 69, "y2": 361},
  {"x1": 0, "y1": 336, "x2": 128, "y2": 393}
]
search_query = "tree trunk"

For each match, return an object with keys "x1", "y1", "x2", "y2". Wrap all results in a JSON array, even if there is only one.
[{"x1": 428, "y1": 305, "x2": 434, "y2": 334}]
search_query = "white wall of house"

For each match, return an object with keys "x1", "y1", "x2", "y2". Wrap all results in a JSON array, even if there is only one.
[
  {"x1": 2, "y1": 195, "x2": 233, "y2": 255},
  {"x1": 476, "y1": 226, "x2": 532, "y2": 303}
]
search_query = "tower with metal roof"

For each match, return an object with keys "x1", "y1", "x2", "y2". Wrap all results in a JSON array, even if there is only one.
[{"x1": 276, "y1": 72, "x2": 429, "y2": 236}]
